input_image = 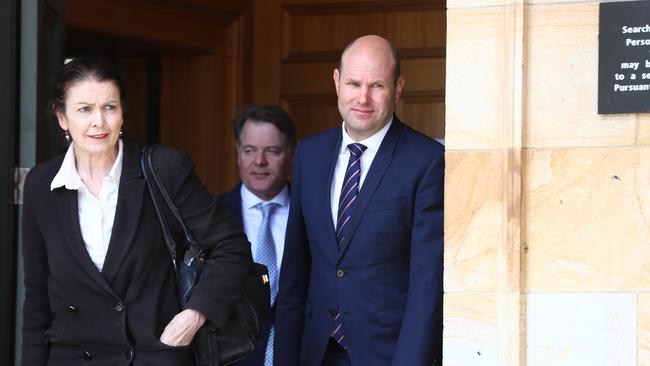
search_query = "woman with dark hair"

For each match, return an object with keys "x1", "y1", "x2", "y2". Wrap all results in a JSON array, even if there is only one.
[{"x1": 21, "y1": 55, "x2": 253, "y2": 365}]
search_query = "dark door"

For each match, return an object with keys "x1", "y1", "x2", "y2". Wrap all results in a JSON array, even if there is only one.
[
  {"x1": 13, "y1": 0, "x2": 66, "y2": 364},
  {"x1": 0, "y1": 0, "x2": 19, "y2": 363},
  {"x1": 36, "y1": 0, "x2": 67, "y2": 162}
]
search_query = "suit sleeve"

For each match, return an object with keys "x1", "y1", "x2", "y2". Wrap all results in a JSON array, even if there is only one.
[
  {"x1": 391, "y1": 152, "x2": 444, "y2": 365},
  {"x1": 162, "y1": 151, "x2": 253, "y2": 328},
  {"x1": 274, "y1": 143, "x2": 310, "y2": 366},
  {"x1": 21, "y1": 170, "x2": 51, "y2": 366}
]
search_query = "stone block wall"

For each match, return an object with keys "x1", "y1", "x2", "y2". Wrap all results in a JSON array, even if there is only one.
[{"x1": 444, "y1": 0, "x2": 650, "y2": 364}]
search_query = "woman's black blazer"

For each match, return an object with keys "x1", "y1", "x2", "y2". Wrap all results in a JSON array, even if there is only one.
[{"x1": 21, "y1": 141, "x2": 252, "y2": 366}]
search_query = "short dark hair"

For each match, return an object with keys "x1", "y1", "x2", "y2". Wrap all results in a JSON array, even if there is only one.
[
  {"x1": 51, "y1": 54, "x2": 126, "y2": 115},
  {"x1": 338, "y1": 37, "x2": 401, "y2": 84},
  {"x1": 233, "y1": 105, "x2": 296, "y2": 151}
]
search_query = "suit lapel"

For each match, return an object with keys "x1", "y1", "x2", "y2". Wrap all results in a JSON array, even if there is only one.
[
  {"x1": 221, "y1": 185, "x2": 244, "y2": 229},
  {"x1": 55, "y1": 188, "x2": 117, "y2": 296},
  {"x1": 337, "y1": 119, "x2": 401, "y2": 258},
  {"x1": 324, "y1": 132, "x2": 343, "y2": 253},
  {"x1": 101, "y1": 142, "x2": 146, "y2": 285},
  {"x1": 232, "y1": 188, "x2": 244, "y2": 229}
]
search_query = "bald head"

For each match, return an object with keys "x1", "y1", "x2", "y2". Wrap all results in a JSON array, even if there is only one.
[
  {"x1": 338, "y1": 35, "x2": 401, "y2": 85},
  {"x1": 332, "y1": 35, "x2": 405, "y2": 141}
]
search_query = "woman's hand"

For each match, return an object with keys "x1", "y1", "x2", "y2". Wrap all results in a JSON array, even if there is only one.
[{"x1": 159, "y1": 309, "x2": 207, "y2": 347}]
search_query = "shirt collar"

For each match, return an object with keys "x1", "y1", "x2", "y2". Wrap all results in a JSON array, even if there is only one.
[
  {"x1": 240, "y1": 183, "x2": 290, "y2": 210},
  {"x1": 339, "y1": 116, "x2": 393, "y2": 154},
  {"x1": 50, "y1": 140, "x2": 124, "y2": 191}
]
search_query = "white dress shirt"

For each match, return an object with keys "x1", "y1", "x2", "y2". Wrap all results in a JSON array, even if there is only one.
[
  {"x1": 50, "y1": 140, "x2": 123, "y2": 271},
  {"x1": 330, "y1": 118, "x2": 392, "y2": 226},
  {"x1": 240, "y1": 184, "x2": 290, "y2": 269}
]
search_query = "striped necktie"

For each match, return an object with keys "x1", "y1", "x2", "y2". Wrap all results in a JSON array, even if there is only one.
[
  {"x1": 331, "y1": 142, "x2": 367, "y2": 349},
  {"x1": 336, "y1": 142, "x2": 367, "y2": 247},
  {"x1": 255, "y1": 202, "x2": 279, "y2": 366}
]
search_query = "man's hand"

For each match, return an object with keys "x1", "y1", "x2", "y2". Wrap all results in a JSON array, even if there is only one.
[{"x1": 159, "y1": 309, "x2": 207, "y2": 347}]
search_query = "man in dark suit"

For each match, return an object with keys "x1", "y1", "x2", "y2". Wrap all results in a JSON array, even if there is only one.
[
  {"x1": 217, "y1": 105, "x2": 296, "y2": 366},
  {"x1": 275, "y1": 35, "x2": 444, "y2": 366}
]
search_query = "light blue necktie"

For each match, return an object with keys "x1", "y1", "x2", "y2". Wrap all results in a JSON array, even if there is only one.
[{"x1": 256, "y1": 202, "x2": 279, "y2": 366}]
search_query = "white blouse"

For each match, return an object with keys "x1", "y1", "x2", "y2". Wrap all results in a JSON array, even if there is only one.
[{"x1": 50, "y1": 140, "x2": 123, "y2": 271}]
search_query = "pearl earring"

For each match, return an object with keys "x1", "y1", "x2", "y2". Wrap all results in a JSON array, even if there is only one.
[{"x1": 64, "y1": 130, "x2": 71, "y2": 144}]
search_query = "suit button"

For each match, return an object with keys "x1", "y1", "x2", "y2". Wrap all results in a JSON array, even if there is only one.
[
  {"x1": 336, "y1": 269, "x2": 345, "y2": 278},
  {"x1": 68, "y1": 305, "x2": 78, "y2": 313},
  {"x1": 114, "y1": 302, "x2": 125, "y2": 312},
  {"x1": 125, "y1": 348, "x2": 135, "y2": 361},
  {"x1": 82, "y1": 351, "x2": 92, "y2": 360}
]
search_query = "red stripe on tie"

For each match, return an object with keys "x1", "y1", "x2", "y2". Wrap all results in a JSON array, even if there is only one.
[{"x1": 338, "y1": 182, "x2": 358, "y2": 211}]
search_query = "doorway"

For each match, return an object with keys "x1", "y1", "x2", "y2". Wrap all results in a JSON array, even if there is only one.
[{"x1": 10, "y1": 1, "x2": 446, "y2": 364}]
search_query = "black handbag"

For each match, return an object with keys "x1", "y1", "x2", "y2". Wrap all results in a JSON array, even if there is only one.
[{"x1": 141, "y1": 145, "x2": 271, "y2": 366}]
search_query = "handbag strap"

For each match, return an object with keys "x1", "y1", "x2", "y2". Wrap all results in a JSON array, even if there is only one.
[{"x1": 141, "y1": 145, "x2": 205, "y2": 269}]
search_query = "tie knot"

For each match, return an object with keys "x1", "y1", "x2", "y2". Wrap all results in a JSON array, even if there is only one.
[
  {"x1": 258, "y1": 202, "x2": 279, "y2": 218},
  {"x1": 347, "y1": 143, "x2": 367, "y2": 157}
]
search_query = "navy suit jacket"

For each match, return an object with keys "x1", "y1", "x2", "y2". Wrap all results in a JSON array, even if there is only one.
[
  {"x1": 217, "y1": 186, "x2": 244, "y2": 229},
  {"x1": 217, "y1": 185, "x2": 274, "y2": 366},
  {"x1": 275, "y1": 118, "x2": 444, "y2": 366}
]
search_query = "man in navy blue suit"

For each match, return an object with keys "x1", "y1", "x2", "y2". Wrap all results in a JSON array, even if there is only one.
[
  {"x1": 275, "y1": 35, "x2": 444, "y2": 366},
  {"x1": 217, "y1": 105, "x2": 295, "y2": 366}
]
